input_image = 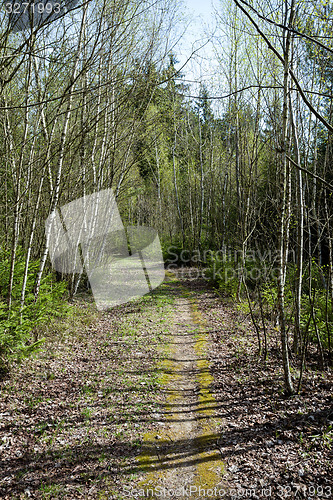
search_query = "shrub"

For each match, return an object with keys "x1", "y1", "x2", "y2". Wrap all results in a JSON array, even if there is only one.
[
  {"x1": 205, "y1": 251, "x2": 239, "y2": 297},
  {"x1": 0, "y1": 247, "x2": 68, "y2": 371}
]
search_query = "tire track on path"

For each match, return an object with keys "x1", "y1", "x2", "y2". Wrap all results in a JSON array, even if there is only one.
[{"x1": 136, "y1": 276, "x2": 225, "y2": 499}]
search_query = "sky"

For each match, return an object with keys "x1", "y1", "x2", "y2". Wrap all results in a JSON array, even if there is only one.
[
  {"x1": 186, "y1": 0, "x2": 213, "y2": 23},
  {"x1": 175, "y1": 0, "x2": 218, "y2": 92}
]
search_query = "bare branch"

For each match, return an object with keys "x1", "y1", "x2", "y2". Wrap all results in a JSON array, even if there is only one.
[{"x1": 232, "y1": 0, "x2": 333, "y2": 134}]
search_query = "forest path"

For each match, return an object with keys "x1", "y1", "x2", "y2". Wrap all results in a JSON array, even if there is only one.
[
  {"x1": 136, "y1": 274, "x2": 225, "y2": 498},
  {"x1": 1, "y1": 272, "x2": 332, "y2": 499}
]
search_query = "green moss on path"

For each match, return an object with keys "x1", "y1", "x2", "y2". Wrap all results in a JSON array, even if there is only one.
[{"x1": 136, "y1": 275, "x2": 225, "y2": 499}]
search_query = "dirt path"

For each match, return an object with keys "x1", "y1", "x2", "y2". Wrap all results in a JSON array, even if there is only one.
[
  {"x1": 0, "y1": 274, "x2": 225, "y2": 499},
  {"x1": 135, "y1": 279, "x2": 225, "y2": 499},
  {"x1": 1, "y1": 273, "x2": 331, "y2": 498}
]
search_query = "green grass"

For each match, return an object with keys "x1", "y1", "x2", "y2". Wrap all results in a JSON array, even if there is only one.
[{"x1": 40, "y1": 482, "x2": 65, "y2": 499}]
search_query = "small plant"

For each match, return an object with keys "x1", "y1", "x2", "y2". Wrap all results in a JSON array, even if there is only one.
[
  {"x1": 309, "y1": 425, "x2": 333, "y2": 450},
  {"x1": 34, "y1": 421, "x2": 49, "y2": 436},
  {"x1": 25, "y1": 395, "x2": 44, "y2": 409},
  {"x1": 81, "y1": 407, "x2": 93, "y2": 420},
  {"x1": 0, "y1": 246, "x2": 69, "y2": 371},
  {"x1": 82, "y1": 384, "x2": 93, "y2": 395},
  {"x1": 40, "y1": 482, "x2": 64, "y2": 499},
  {"x1": 322, "y1": 426, "x2": 333, "y2": 449}
]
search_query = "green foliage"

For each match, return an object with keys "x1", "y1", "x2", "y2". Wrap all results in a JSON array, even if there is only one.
[
  {"x1": 261, "y1": 283, "x2": 278, "y2": 310},
  {"x1": 0, "y1": 247, "x2": 68, "y2": 370},
  {"x1": 205, "y1": 250, "x2": 272, "y2": 296},
  {"x1": 300, "y1": 291, "x2": 333, "y2": 349},
  {"x1": 162, "y1": 239, "x2": 184, "y2": 266},
  {"x1": 206, "y1": 250, "x2": 333, "y2": 353},
  {"x1": 205, "y1": 252, "x2": 239, "y2": 297}
]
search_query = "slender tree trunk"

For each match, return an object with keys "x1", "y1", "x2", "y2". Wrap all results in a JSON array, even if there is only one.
[
  {"x1": 289, "y1": 94, "x2": 303, "y2": 354},
  {"x1": 172, "y1": 102, "x2": 185, "y2": 247},
  {"x1": 198, "y1": 114, "x2": 204, "y2": 247},
  {"x1": 34, "y1": 6, "x2": 88, "y2": 300},
  {"x1": 276, "y1": 0, "x2": 295, "y2": 395}
]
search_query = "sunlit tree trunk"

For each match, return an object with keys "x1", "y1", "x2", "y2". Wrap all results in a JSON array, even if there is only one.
[
  {"x1": 276, "y1": 0, "x2": 295, "y2": 395},
  {"x1": 34, "y1": 6, "x2": 88, "y2": 300},
  {"x1": 289, "y1": 93, "x2": 303, "y2": 354}
]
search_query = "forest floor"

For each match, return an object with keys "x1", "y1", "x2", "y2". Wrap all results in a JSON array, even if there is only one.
[{"x1": 0, "y1": 271, "x2": 332, "y2": 499}]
